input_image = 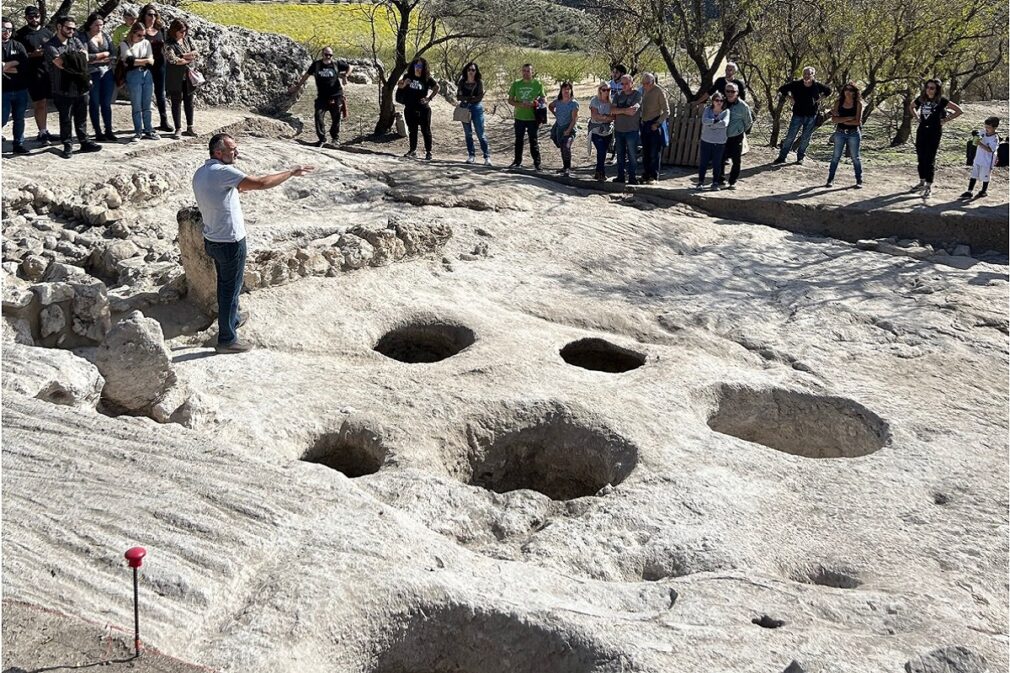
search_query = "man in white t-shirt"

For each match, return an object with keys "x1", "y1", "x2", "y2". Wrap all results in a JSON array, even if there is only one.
[{"x1": 192, "y1": 133, "x2": 314, "y2": 353}]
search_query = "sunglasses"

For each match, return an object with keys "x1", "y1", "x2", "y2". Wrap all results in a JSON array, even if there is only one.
[{"x1": 467, "y1": 66, "x2": 476, "y2": 71}]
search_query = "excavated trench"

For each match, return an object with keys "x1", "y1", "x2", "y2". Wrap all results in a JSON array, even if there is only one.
[
  {"x1": 302, "y1": 420, "x2": 388, "y2": 477},
  {"x1": 707, "y1": 384, "x2": 889, "y2": 458},
  {"x1": 453, "y1": 404, "x2": 638, "y2": 501},
  {"x1": 559, "y1": 338, "x2": 646, "y2": 373},
  {"x1": 369, "y1": 604, "x2": 636, "y2": 673},
  {"x1": 374, "y1": 320, "x2": 476, "y2": 363}
]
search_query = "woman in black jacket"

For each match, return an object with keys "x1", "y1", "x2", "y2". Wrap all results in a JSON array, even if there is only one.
[
  {"x1": 137, "y1": 3, "x2": 171, "y2": 132},
  {"x1": 164, "y1": 18, "x2": 198, "y2": 139}
]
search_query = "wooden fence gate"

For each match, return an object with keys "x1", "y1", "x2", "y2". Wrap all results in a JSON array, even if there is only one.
[{"x1": 661, "y1": 103, "x2": 703, "y2": 167}]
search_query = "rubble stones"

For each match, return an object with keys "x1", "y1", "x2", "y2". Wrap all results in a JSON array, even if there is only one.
[{"x1": 177, "y1": 206, "x2": 453, "y2": 316}]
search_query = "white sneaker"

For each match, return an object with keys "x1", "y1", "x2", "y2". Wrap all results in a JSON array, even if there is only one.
[
  {"x1": 484, "y1": 157, "x2": 492, "y2": 166},
  {"x1": 466, "y1": 155, "x2": 475, "y2": 164}
]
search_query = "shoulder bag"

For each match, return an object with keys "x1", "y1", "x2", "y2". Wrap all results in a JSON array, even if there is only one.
[
  {"x1": 453, "y1": 105, "x2": 471, "y2": 123},
  {"x1": 187, "y1": 67, "x2": 206, "y2": 88}
]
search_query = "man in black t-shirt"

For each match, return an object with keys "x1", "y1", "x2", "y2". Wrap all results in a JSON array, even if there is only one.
[
  {"x1": 3, "y1": 16, "x2": 31, "y2": 153},
  {"x1": 773, "y1": 66, "x2": 831, "y2": 164},
  {"x1": 695, "y1": 61, "x2": 746, "y2": 105},
  {"x1": 290, "y1": 47, "x2": 351, "y2": 147},
  {"x1": 14, "y1": 1, "x2": 72, "y2": 143}
]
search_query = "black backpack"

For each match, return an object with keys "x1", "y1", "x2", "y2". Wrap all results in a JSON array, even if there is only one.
[{"x1": 998, "y1": 141, "x2": 1009, "y2": 167}]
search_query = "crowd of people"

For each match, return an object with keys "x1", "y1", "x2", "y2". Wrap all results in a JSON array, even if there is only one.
[
  {"x1": 2, "y1": 3, "x2": 201, "y2": 158},
  {"x1": 402, "y1": 57, "x2": 1002, "y2": 196},
  {"x1": 2, "y1": 8, "x2": 1004, "y2": 196}
]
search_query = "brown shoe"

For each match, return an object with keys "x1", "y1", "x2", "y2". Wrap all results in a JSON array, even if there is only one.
[{"x1": 215, "y1": 339, "x2": 254, "y2": 354}]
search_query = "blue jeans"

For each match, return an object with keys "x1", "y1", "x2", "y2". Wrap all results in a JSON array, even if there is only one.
[
  {"x1": 776, "y1": 114, "x2": 817, "y2": 161},
  {"x1": 698, "y1": 140, "x2": 726, "y2": 183},
  {"x1": 591, "y1": 133, "x2": 610, "y2": 175},
  {"x1": 89, "y1": 69, "x2": 116, "y2": 134},
  {"x1": 125, "y1": 68, "x2": 153, "y2": 135},
  {"x1": 2, "y1": 88, "x2": 29, "y2": 146},
  {"x1": 614, "y1": 129, "x2": 639, "y2": 181},
  {"x1": 461, "y1": 102, "x2": 489, "y2": 158},
  {"x1": 827, "y1": 128, "x2": 862, "y2": 182},
  {"x1": 204, "y1": 238, "x2": 247, "y2": 345}
]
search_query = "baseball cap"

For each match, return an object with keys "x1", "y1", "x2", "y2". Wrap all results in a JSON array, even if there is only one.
[{"x1": 24, "y1": 5, "x2": 40, "y2": 15}]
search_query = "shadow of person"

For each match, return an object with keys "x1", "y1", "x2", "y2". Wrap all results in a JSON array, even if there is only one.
[{"x1": 3, "y1": 656, "x2": 138, "y2": 673}]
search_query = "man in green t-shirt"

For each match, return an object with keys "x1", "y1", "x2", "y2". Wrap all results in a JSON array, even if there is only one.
[
  {"x1": 507, "y1": 63, "x2": 545, "y2": 170},
  {"x1": 111, "y1": 6, "x2": 137, "y2": 54}
]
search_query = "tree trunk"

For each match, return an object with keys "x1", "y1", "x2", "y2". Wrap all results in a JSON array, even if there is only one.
[
  {"x1": 890, "y1": 91, "x2": 914, "y2": 147},
  {"x1": 768, "y1": 100, "x2": 785, "y2": 147},
  {"x1": 374, "y1": 80, "x2": 398, "y2": 136}
]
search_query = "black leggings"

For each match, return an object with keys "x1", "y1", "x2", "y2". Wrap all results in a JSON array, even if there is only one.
[
  {"x1": 152, "y1": 58, "x2": 169, "y2": 126},
  {"x1": 169, "y1": 88, "x2": 194, "y2": 131},
  {"x1": 405, "y1": 105, "x2": 432, "y2": 153},
  {"x1": 915, "y1": 128, "x2": 942, "y2": 182}
]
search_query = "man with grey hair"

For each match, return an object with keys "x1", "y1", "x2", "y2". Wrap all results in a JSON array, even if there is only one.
[
  {"x1": 773, "y1": 66, "x2": 830, "y2": 164},
  {"x1": 695, "y1": 61, "x2": 746, "y2": 106},
  {"x1": 722, "y1": 82, "x2": 753, "y2": 188},
  {"x1": 192, "y1": 133, "x2": 314, "y2": 353},
  {"x1": 611, "y1": 73, "x2": 642, "y2": 184},
  {"x1": 639, "y1": 72, "x2": 669, "y2": 184}
]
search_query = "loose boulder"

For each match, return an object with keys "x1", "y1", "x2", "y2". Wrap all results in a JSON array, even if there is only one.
[{"x1": 95, "y1": 311, "x2": 181, "y2": 418}]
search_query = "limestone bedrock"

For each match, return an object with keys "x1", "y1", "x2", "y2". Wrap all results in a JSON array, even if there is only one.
[{"x1": 2, "y1": 126, "x2": 1007, "y2": 673}]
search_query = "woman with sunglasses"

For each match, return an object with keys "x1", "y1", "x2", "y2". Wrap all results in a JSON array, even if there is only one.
[
  {"x1": 696, "y1": 92, "x2": 729, "y2": 190},
  {"x1": 825, "y1": 81, "x2": 863, "y2": 188},
  {"x1": 119, "y1": 22, "x2": 155, "y2": 140},
  {"x1": 908, "y1": 78, "x2": 962, "y2": 198},
  {"x1": 137, "y1": 4, "x2": 171, "y2": 132},
  {"x1": 587, "y1": 83, "x2": 615, "y2": 181},
  {"x1": 164, "y1": 18, "x2": 199, "y2": 139},
  {"x1": 396, "y1": 57, "x2": 438, "y2": 160},
  {"x1": 455, "y1": 62, "x2": 490, "y2": 165},
  {"x1": 548, "y1": 81, "x2": 579, "y2": 177}
]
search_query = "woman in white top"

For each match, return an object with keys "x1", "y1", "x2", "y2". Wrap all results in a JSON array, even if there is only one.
[{"x1": 120, "y1": 23, "x2": 156, "y2": 140}]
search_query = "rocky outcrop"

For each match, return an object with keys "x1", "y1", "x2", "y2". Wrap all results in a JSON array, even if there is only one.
[
  {"x1": 94, "y1": 311, "x2": 189, "y2": 422},
  {"x1": 2, "y1": 342, "x2": 105, "y2": 408},
  {"x1": 136, "y1": 4, "x2": 312, "y2": 114},
  {"x1": 905, "y1": 646, "x2": 989, "y2": 673},
  {"x1": 177, "y1": 206, "x2": 452, "y2": 315}
]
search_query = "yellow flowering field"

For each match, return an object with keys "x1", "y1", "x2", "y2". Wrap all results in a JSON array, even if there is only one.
[{"x1": 183, "y1": 2, "x2": 401, "y2": 57}]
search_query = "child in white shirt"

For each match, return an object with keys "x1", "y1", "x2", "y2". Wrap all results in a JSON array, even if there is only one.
[{"x1": 962, "y1": 116, "x2": 1000, "y2": 198}]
